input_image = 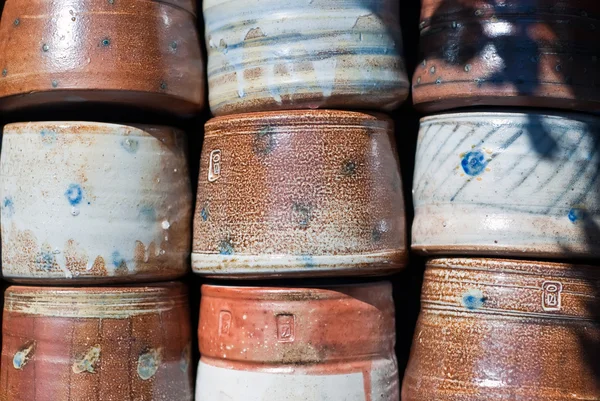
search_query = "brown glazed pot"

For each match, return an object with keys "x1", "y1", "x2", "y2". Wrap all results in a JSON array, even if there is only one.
[
  {"x1": 0, "y1": 283, "x2": 193, "y2": 401},
  {"x1": 196, "y1": 283, "x2": 399, "y2": 400},
  {"x1": 0, "y1": 0, "x2": 204, "y2": 115},
  {"x1": 402, "y1": 258, "x2": 600, "y2": 401},
  {"x1": 192, "y1": 110, "x2": 407, "y2": 278},
  {"x1": 413, "y1": 0, "x2": 600, "y2": 113}
]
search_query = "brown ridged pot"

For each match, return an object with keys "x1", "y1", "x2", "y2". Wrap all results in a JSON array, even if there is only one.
[
  {"x1": 413, "y1": 0, "x2": 600, "y2": 113},
  {"x1": 196, "y1": 282, "x2": 399, "y2": 400},
  {"x1": 0, "y1": 0, "x2": 204, "y2": 115},
  {"x1": 0, "y1": 283, "x2": 193, "y2": 400},
  {"x1": 402, "y1": 258, "x2": 600, "y2": 401},
  {"x1": 192, "y1": 110, "x2": 407, "y2": 278}
]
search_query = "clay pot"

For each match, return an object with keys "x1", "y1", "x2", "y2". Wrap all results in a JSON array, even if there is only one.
[
  {"x1": 0, "y1": 0, "x2": 204, "y2": 115},
  {"x1": 0, "y1": 122, "x2": 192, "y2": 283},
  {"x1": 413, "y1": 0, "x2": 600, "y2": 113},
  {"x1": 402, "y1": 257, "x2": 600, "y2": 401},
  {"x1": 0, "y1": 283, "x2": 193, "y2": 401},
  {"x1": 197, "y1": 282, "x2": 399, "y2": 400},
  {"x1": 203, "y1": 0, "x2": 409, "y2": 115},
  {"x1": 412, "y1": 111, "x2": 600, "y2": 258},
  {"x1": 193, "y1": 110, "x2": 407, "y2": 278}
]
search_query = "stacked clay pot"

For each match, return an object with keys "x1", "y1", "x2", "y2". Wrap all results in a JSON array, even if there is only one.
[
  {"x1": 192, "y1": 0, "x2": 410, "y2": 398},
  {"x1": 404, "y1": 0, "x2": 600, "y2": 399},
  {"x1": 0, "y1": 0, "x2": 201, "y2": 397}
]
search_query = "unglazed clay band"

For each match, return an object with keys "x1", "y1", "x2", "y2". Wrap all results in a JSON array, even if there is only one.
[{"x1": 4, "y1": 287, "x2": 188, "y2": 318}]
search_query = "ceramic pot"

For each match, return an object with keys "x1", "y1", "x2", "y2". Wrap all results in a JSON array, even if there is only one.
[
  {"x1": 0, "y1": 0, "x2": 204, "y2": 115},
  {"x1": 203, "y1": 0, "x2": 409, "y2": 115},
  {"x1": 0, "y1": 283, "x2": 193, "y2": 401},
  {"x1": 412, "y1": 111, "x2": 600, "y2": 258},
  {"x1": 197, "y1": 282, "x2": 399, "y2": 401},
  {"x1": 413, "y1": 0, "x2": 600, "y2": 113},
  {"x1": 0, "y1": 122, "x2": 192, "y2": 283},
  {"x1": 193, "y1": 110, "x2": 407, "y2": 278},
  {"x1": 402, "y1": 258, "x2": 600, "y2": 401}
]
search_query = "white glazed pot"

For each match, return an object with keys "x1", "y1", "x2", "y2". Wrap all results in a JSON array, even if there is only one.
[
  {"x1": 0, "y1": 122, "x2": 192, "y2": 283},
  {"x1": 203, "y1": 0, "x2": 409, "y2": 115},
  {"x1": 412, "y1": 111, "x2": 600, "y2": 258}
]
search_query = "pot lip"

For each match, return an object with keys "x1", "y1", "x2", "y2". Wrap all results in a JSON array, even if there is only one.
[
  {"x1": 420, "y1": 110, "x2": 600, "y2": 125},
  {"x1": 427, "y1": 257, "x2": 600, "y2": 274},
  {"x1": 5, "y1": 281, "x2": 187, "y2": 296},
  {"x1": 206, "y1": 109, "x2": 392, "y2": 130},
  {"x1": 3, "y1": 121, "x2": 180, "y2": 133},
  {"x1": 201, "y1": 281, "x2": 392, "y2": 299}
]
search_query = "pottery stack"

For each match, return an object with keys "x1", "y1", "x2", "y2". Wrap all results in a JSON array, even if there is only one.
[
  {"x1": 403, "y1": 0, "x2": 600, "y2": 400},
  {"x1": 191, "y1": 0, "x2": 410, "y2": 399},
  {"x1": 0, "y1": 0, "x2": 202, "y2": 399}
]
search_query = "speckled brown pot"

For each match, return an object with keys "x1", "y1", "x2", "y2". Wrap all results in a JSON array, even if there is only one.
[
  {"x1": 413, "y1": 0, "x2": 600, "y2": 113},
  {"x1": 0, "y1": 283, "x2": 193, "y2": 401},
  {"x1": 0, "y1": 0, "x2": 204, "y2": 115},
  {"x1": 196, "y1": 283, "x2": 399, "y2": 400},
  {"x1": 402, "y1": 258, "x2": 600, "y2": 401},
  {"x1": 0, "y1": 122, "x2": 192, "y2": 284},
  {"x1": 192, "y1": 110, "x2": 407, "y2": 278}
]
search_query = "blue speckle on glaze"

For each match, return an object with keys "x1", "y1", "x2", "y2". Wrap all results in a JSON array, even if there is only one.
[
  {"x1": 302, "y1": 255, "x2": 315, "y2": 268},
  {"x1": 40, "y1": 129, "x2": 57, "y2": 145},
  {"x1": 462, "y1": 289, "x2": 486, "y2": 310},
  {"x1": 461, "y1": 151, "x2": 488, "y2": 176},
  {"x1": 139, "y1": 205, "x2": 156, "y2": 222},
  {"x1": 200, "y1": 205, "x2": 209, "y2": 221},
  {"x1": 121, "y1": 137, "x2": 139, "y2": 153},
  {"x1": 218, "y1": 239, "x2": 234, "y2": 255},
  {"x1": 65, "y1": 184, "x2": 83, "y2": 206},
  {"x1": 568, "y1": 208, "x2": 583, "y2": 223},
  {"x1": 3, "y1": 196, "x2": 15, "y2": 217},
  {"x1": 111, "y1": 250, "x2": 125, "y2": 268}
]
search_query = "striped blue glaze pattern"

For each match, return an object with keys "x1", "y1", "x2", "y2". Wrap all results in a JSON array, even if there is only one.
[
  {"x1": 203, "y1": 0, "x2": 409, "y2": 115},
  {"x1": 412, "y1": 111, "x2": 600, "y2": 258}
]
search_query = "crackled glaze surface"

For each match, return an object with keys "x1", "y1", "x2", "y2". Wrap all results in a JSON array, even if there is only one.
[
  {"x1": 0, "y1": 283, "x2": 193, "y2": 401},
  {"x1": 413, "y1": 0, "x2": 600, "y2": 112},
  {"x1": 402, "y1": 258, "x2": 600, "y2": 401},
  {"x1": 0, "y1": 122, "x2": 192, "y2": 283},
  {"x1": 197, "y1": 283, "x2": 399, "y2": 401},
  {"x1": 0, "y1": 0, "x2": 204, "y2": 114},
  {"x1": 204, "y1": 0, "x2": 409, "y2": 115},
  {"x1": 192, "y1": 110, "x2": 407, "y2": 278},
  {"x1": 412, "y1": 111, "x2": 600, "y2": 258}
]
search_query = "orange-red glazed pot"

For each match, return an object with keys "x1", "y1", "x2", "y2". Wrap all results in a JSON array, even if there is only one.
[
  {"x1": 413, "y1": 0, "x2": 600, "y2": 113},
  {"x1": 0, "y1": 0, "x2": 204, "y2": 115},
  {"x1": 192, "y1": 110, "x2": 407, "y2": 278},
  {"x1": 0, "y1": 283, "x2": 193, "y2": 401},
  {"x1": 402, "y1": 258, "x2": 600, "y2": 401},
  {"x1": 197, "y1": 282, "x2": 399, "y2": 401}
]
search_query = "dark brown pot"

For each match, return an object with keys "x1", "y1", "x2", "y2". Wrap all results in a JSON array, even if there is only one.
[
  {"x1": 196, "y1": 283, "x2": 399, "y2": 400},
  {"x1": 413, "y1": 0, "x2": 600, "y2": 113},
  {"x1": 402, "y1": 258, "x2": 600, "y2": 401},
  {"x1": 192, "y1": 110, "x2": 407, "y2": 278},
  {"x1": 0, "y1": 0, "x2": 204, "y2": 115},
  {"x1": 0, "y1": 283, "x2": 193, "y2": 400}
]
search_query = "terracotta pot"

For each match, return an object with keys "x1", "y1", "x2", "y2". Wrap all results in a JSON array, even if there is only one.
[
  {"x1": 197, "y1": 282, "x2": 399, "y2": 401},
  {"x1": 412, "y1": 111, "x2": 600, "y2": 258},
  {"x1": 0, "y1": 122, "x2": 192, "y2": 283},
  {"x1": 0, "y1": 283, "x2": 193, "y2": 401},
  {"x1": 193, "y1": 110, "x2": 407, "y2": 278},
  {"x1": 203, "y1": 0, "x2": 409, "y2": 115},
  {"x1": 413, "y1": 0, "x2": 600, "y2": 113},
  {"x1": 0, "y1": 0, "x2": 204, "y2": 115},
  {"x1": 402, "y1": 257, "x2": 600, "y2": 401}
]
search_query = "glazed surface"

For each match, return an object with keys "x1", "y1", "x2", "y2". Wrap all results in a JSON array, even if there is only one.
[
  {"x1": 402, "y1": 258, "x2": 600, "y2": 401},
  {"x1": 1, "y1": 284, "x2": 193, "y2": 401},
  {"x1": 412, "y1": 111, "x2": 600, "y2": 258},
  {"x1": 204, "y1": 0, "x2": 409, "y2": 115},
  {"x1": 0, "y1": 0, "x2": 204, "y2": 114},
  {"x1": 197, "y1": 283, "x2": 399, "y2": 401},
  {"x1": 193, "y1": 110, "x2": 407, "y2": 277},
  {"x1": 413, "y1": 0, "x2": 600, "y2": 112},
  {"x1": 0, "y1": 122, "x2": 192, "y2": 283}
]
